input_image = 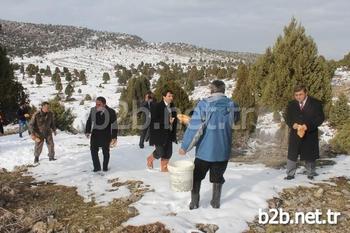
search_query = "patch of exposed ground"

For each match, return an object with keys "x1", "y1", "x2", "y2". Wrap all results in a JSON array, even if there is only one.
[
  {"x1": 0, "y1": 166, "x2": 170, "y2": 233},
  {"x1": 245, "y1": 176, "x2": 350, "y2": 233}
]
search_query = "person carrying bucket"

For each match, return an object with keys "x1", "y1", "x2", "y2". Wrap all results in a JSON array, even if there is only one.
[{"x1": 179, "y1": 80, "x2": 240, "y2": 209}]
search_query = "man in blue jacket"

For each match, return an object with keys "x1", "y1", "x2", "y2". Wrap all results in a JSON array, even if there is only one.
[{"x1": 179, "y1": 80, "x2": 239, "y2": 209}]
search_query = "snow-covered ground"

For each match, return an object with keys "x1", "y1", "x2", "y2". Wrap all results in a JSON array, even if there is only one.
[
  {"x1": 0, "y1": 132, "x2": 349, "y2": 233},
  {"x1": 333, "y1": 67, "x2": 350, "y2": 86},
  {"x1": 3, "y1": 45, "x2": 348, "y2": 233}
]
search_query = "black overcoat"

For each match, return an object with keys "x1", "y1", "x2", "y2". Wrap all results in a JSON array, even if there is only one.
[
  {"x1": 285, "y1": 96, "x2": 325, "y2": 161},
  {"x1": 85, "y1": 106, "x2": 118, "y2": 147},
  {"x1": 149, "y1": 101, "x2": 177, "y2": 146}
]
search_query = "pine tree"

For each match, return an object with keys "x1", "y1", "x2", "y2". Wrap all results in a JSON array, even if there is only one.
[
  {"x1": 154, "y1": 75, "x2": 192, "y2": 113},
  {"x1": 118, "y1": 75, "x2": 151, "y2": 134},
  {"x1": 56, "y1": 81, "x2": 63, "y2": 93},
  {"x1": 20, "y1": 64, "x2": 25, "y2": 74},
  {"x1": 35, "y1": 73, "x2": 42, "y2": 86},
  {"x1": 0, "y1": 46, "x2": 28, "y2": 121},
  {"x1": 48, "y1": 99, "x2": 75, "y2": 132},
  {"x1": 232, "y1": 63, "x2": 257, "y2": 132},
  {"x1": 26, "y1": 64, "x2": 37, "y2": 77},
  {"x1": 45, "y1": 65, "x2": 52, "y2": 76},
  {"x1": 65, "y1": 83, "x2": 75, "y2": 97},
  {"x1": 65, "y1": 72, "x2": 72, "y2": 82},
  {"x1": 55, "y1": 67, "x2": 60, "y2": 74},
  {"x1": 250, "y1": 18, "x2": 332, "y2": 112},
  {"x1": 331, "y1": 119, "x2": 350, "y2": 154},
  {"x1": 102, "y1": 72, "x2": 110, "y2": 84},
  {"x1": 79, "y1": 70, "x2": 87, "y2": 85},
  {"x1": 338, "y1": 52, "x2": 350, "y2": 68},
  {"x1": 329, "y1": 93, "x2": 350, "y2": 129}
]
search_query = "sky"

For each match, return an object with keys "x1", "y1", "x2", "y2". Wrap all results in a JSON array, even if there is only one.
[{"x1": 0, "y1": 0, "x2": 349, "y2": 59}]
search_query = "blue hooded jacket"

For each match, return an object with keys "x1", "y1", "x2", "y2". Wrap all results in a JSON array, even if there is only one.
[{"x1": 181, "y1": 93, "x2": 239, "y2": 162}]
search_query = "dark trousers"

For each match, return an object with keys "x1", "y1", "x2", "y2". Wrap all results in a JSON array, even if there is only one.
[
  {"x1": 139, "y1": 127, "x2": 150, "y2": 147},
  {"x1": 0, "y1": 123, "x2": 3, "y2": 135},
  {"x1": 90, "y1": 143, "x2": 110, "y2": 170},
  {"x1": 193, "y1": 158, "x2": 228, "y2": 184},
  {"x1": 153, "y1": 139, "x2": 173, "y2": 160}
]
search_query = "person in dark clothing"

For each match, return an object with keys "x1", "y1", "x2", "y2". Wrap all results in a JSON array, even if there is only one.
[
  {"x1": 85, "y1": 96, "x2": 118, "y2": 172},
  {"x1": 139, "y1": 91, "x2": 154, "y2": 149},
  {"x1": 17, "y1": 103, "x2": 30, "y2": 137},
  {"x1": 0, "y1": 112, "x2": 5, "y2": 135},
  {"x1": 147, "y1": 90, "x2": 177, "y2": 172},
  {"x1": 285, "y1": 84, "x2": 325, "y2": 180},
  {"x1": 29, "y1": 102, "x2": 57, "y2": 163}
]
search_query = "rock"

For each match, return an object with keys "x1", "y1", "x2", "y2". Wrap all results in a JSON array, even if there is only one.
[
  {"x1": 77, "y1": 229, "x2": 85, "y2": 233},
  {"x1": 127, "y1": 206, "x2": 138, "y2": 216},
  {"x1": 32, "y1": 221, "x2": 47, "y2": 233},
  {"x1": 196, "y1": 224, "x2": 219, "y2": 233},
  {"x1": 341, "y1": 189, "x2": 350, "y2": 196},
  {"x1": 47, "y1": 215, "x2": 58, "y2": 232},
  {"x1": 314, "y1": 188, "x2": 324, "y2": 198},
  {"x1": 16, "y1": 208, "x2": 26, "y2": 215},
  {"x1": 332, "y1": 191, "x2": 343, "y2": 196}
]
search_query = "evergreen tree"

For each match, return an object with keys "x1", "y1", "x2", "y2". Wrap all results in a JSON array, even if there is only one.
[
  {"x1": 56, "y1": 81, "x2": 63, "y2": 93},
  {"x1": 79, "y1": 70, "x2": 87, "y2": 85},
  {"x1": 0, "y1": 46, "x2": 28, "y2": 121},
  {"x1": 338, "y1": 52, "x2": 350, "y2": 68},
  {"x1": 35, "y1": 73, "x2": 42, "y2": 86},
  {"x1": 48, "y1": 99, "x2": 75, "y2": 132},
  {"x1": 232, "y1": 63, "x2": 257, "y2": 132},
  {"x1": 65, "y1": 83, "x2": 75, "y2": 97},
  {"x1": 118, "y1": 75, "x2": 151, "y2": 134},
  {"x1": 26, "y1": 64, "x2": 37, "y2": 77},
  {"x1": 331, "y1": 120, "x2": 350, "y2": 154},
  {"x1": 154, "y1": 75, "x2": 192, "y2": 113},
  {"x1": 329, "y1": 93, "x2": 350, "y2": 129},
  {"x1": 119, "y1": 75, "x2": 151, "y2": 110},
  {"x1": 20, "y1": 64, "x2": 25, "y2": 74},
  {"x1": 54, "y1": 67, "x2": 61, "y2": 74},
  {"x1": 51, "y1": 73, "x2": 60, "y2": 83},
  {"x1": 45, "y1": 65, "x2": 52, "y2": 76},
  {"x1": 102, "y1": 72, "x2": 110, "y2": 84},
  {"x1": 250, "y1": 18, "x2": 332, "y2": 112},
  {"x1": 65, "y1": 72, "x2": 72, "y2": 82}
]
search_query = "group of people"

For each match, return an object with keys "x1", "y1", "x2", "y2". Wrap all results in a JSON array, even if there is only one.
[{"x1": 9, "y1": 79, "x2": 324, "y2": 210}]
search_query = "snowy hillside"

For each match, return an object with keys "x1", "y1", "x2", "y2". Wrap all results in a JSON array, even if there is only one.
[
  {"x1": 1, "y1": 132, "x2": 349, "y2": 233},
  {"x1": 10, "y1": 46, "x2": 238, "y2": 132}
]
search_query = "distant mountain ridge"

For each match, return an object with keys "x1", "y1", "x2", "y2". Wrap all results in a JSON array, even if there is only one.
[{"x1": 0, "y1": 19, "x2": 259, "y2": 62}]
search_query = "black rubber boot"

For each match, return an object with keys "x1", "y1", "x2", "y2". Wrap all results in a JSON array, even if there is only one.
[
  {"x1": 34, "y1": 156, "x2": 39, "y2": 163},
  {"x1": 189, "y1": 181, "x2": 201, "y2": 210},
  {"x1": 210, "y1": 183, "x2": 223, "y2": 209}
]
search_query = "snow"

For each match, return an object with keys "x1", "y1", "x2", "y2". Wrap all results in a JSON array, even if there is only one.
[
  {"x1": 1, "y1": 132, "x2": 349, "y2": 233},
  {"x1": 2, "y1": 45, "x2": 347, "y2": 233},
  {"x1": 333, "y1": 67, "x2": 350, "y2": 86},
  {"x1": 190, "y1": 79, "x2": 236, "y2": 101}
]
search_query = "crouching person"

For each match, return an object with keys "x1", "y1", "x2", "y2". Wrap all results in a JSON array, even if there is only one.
[{"x1": 179, "y1": 80, "x2": 239, "y2": 209}]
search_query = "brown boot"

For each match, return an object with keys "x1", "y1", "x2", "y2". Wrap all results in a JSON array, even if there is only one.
[
  {"x1": 147, "y1": 154, "x2": 155, "y2": 169},
  {"x1": 160, "y1": 159, "x2": 169, "y2": 172}
]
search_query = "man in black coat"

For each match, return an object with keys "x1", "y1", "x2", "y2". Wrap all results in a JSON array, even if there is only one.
[
  {"x1": 147, "y1": 90, "x2": 177, "y2": 172},
  {"x1": 285, "y1": 85, "x2": 325, "y2": 180},
  {"x1": 85, "y1": 96, "x2": 118, "y2": 172},
  {"x1": 139, "y1": 91, "x2": 154, "y2": 149}
]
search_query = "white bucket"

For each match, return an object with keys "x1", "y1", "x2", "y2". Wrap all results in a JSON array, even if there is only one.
[{"x1": 168, "y1": 160, "x2": 195, "y2": 192}]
